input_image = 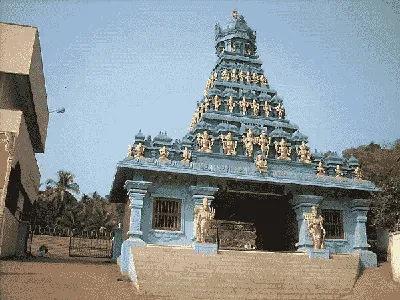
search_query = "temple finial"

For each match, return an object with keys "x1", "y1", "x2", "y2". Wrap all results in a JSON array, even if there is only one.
[{"x1": 232, "y1": 10, "x2": 238, "y2": 21}]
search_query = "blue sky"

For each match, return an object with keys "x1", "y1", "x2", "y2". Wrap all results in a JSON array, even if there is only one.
[{"x1": 1, "y1": 0, "x2": 399, "y2": 198}]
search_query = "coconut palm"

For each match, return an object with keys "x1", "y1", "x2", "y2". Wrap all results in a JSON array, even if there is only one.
[{"x1": 45, "y1": 171, "x2": 80, "y2": 218}]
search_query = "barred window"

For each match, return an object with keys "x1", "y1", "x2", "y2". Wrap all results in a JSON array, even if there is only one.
[
  {"x1": 152, "y1": 198, "x2": 181, "y2": 231},
  {"x1": 322, "y1": 209, "x2": 344, "y2": 239}
]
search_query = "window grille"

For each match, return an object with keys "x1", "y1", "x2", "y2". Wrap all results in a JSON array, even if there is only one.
[
  {"x1": 152, "y1": 198, "x2": 181, "y2": 231},
  {"x1": 322, "y1": 209, "x2": 344, "y2": 239}
]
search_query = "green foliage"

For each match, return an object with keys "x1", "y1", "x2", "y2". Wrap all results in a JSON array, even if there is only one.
[
  {"x1": 34, "y1": 172, "x2": 120, "y2": 231},
  {"x1": 343, "y1": 140, "x2": 400, "y2": 231}
]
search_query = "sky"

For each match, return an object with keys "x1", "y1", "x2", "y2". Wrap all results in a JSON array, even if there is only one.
[{"x1": 1, "y1": 0, "x2": 399, "y2": 198}]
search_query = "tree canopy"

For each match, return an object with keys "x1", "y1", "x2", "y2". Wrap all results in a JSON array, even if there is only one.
[{"x1": 343, "y1": 140, "x2": 400, "y2": 231}]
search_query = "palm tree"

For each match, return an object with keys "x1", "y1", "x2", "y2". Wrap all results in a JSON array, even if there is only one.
[{"x1": 45, "y1": 171, "x2": 80, "y2": 219}]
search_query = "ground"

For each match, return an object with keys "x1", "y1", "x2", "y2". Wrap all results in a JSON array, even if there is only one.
[{"x1": 0, "y1": 257, "x2": 399, "y2": 300}]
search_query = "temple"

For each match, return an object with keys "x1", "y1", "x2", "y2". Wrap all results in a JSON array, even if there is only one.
[{"x1": 109, "y1": 10, "x2": 378, "y2": 282}]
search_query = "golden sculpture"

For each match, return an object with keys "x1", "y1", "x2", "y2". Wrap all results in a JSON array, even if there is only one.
[
  {"x1": 264, "y1": 101, "x2": 272, "y2": 118},
  {"x1": 204, "y1": 97, "x2": 211, "y2": 111},
  {"x1": 193, "y1": 108, "x2": 200, "y2": 123},
  {"x1": 231, "y1": 69, "x2": 238, "y2": 81},
  {"x1": 296, "y1": 141, "x2": 312, "y2": 163},
  {"x1": 203, "y1": 89, "x2": 207, "y2": 96},
  {"x1": 227, "y1": 96, "x2": 236, "y2": 113},
  {"x1": 127, "y1": 145, "x2": 134, "y2": 158},
  {"x1": 336, "y1": 165, "x2": 343, "y2": 178},
  {"x1": 134, "y1": 143, "x2": 145, "y2": 159},
  {"x1": 232, "y1": 10, "x2": 238, "y2": 21},
  {"x1": 257, "y1": 131, "x2": 271, "y2": 156},
  {"x1": 197, "y1": 131, "x2": 214, "y2": 153},
  {"x1": 252, "y1": 73, "x2": 258, "y2": 83},
  {"x1": 239, "y1": 97, "x2": 249, "y2": 115},
  {"x1": 259, "y1": 75, "x2": 268, "y2": 86},
  {"x1": 213, "y1": 72, "x2": 218, "y2": 82},
  {"x1": 275, "y1": 138, "x2": 291, "y2": 160},
  {"x1": 199, "y1": 103, "x2": 205, "y2": 116},
  {"x1": 242, "y1": 128, "x2": 256, "y2": 157},
  {"x1": 245, "y1": 72, "x2": 251, "y2": 83},
  {"x1": 251, "y1": 100, "x2": 259, "y2": 116},
  {"x1": 181, "y1": 147, "x2": 192, "y2": 163},
  {"x1": 231, "y1": 41, "x2": 236, "y2": 52},
  {"x1": 213, "y1": 95, "x2": 221, "y2": 111},
  {"x1": 238, "y1": 70, "x2": 245, "y2": 82},
  {"x1": 255, "y1": 154, "x2": 268, "y2": 173},
  {"x1": 354, "y1": 166, "x2": 362, "y2": 180},
  {"x1": 221, "y1": 132, "x2": 237, "y2": 155},
  {"x1": 246, "y1": 48, "x2": 253, "y2": 55},
  {"x1": 222, "y1": 69, "x2": 230, "y2": 81},
  {"x1": 305, "y1": 206, "x2": 326, "y2": 250},
  {"x1": 317, "y1": 161, "x2": 325, "y2": 176},
  {"x1": 275, "y1": 103, "x2": 285, "y2": 119},
  {"x1": 159, "y1": 146, "x2": 169, "y2": 162},
  {"x1": 194, "y1": 197, "x2": 216, "y2": 243}
]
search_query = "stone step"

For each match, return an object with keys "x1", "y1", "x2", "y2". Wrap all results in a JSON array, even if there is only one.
[{"x1": 130, "y1": 245, "x2": 359, "y2": 299}]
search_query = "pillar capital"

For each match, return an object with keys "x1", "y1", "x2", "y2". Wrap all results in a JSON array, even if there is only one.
[
  {"x1": 350, "y1": 198, "x2": 371, "y2": 209},
  {"x1": 189, "y1": 185, "x2": 219, "y2": 198},
  {"x1": 290, "y1": 194, "x2": 323, "y2": 208},
  {"x1": 124, "y1": 180, "x2": 152, "y2": 192}
]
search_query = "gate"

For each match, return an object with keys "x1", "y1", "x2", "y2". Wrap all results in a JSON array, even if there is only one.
[
  {"x1": 212, "y1": 220, "x2": 257, "y2": 250},
  {"x1": 69, "y1": 231, "x2": 113, "y2": 258}
]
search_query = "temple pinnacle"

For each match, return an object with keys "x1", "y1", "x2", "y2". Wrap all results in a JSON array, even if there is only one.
[{"x1": 232, "y1": 10, "x2": 238, "y2": 20}]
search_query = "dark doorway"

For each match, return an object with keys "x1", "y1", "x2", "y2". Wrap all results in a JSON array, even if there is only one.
[{"x1": 213, "y1": 186, "x2": 297, "y2": 252}]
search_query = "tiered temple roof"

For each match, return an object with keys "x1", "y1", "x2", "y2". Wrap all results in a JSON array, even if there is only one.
[{"x1": 111, "y1": 11, "x2": 378, "y2": 197}]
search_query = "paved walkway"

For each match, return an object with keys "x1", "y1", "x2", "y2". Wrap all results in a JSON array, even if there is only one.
[{"x1": 1, "y1": 257, "x2": 399, "y2": 300}]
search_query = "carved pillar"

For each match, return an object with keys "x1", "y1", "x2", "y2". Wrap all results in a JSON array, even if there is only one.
[
  {"x1": 350, "y1": 198, "x2": 377, "y2": 269},
  {"x1": 124, "y1": 180, "x2": 152, "y2": 239},
  {"x1": 290, "y1": 195, "x2": 323, "y2": 252},
  {"x1": 350, "y1": 199, "x2": 370, "y2": 250},
  {"x1": 189, "y1": 185, "x2": 219, "y2": 242},
  {"x1": 119, "y1": 179, "x2": 151, "y2": 278}
]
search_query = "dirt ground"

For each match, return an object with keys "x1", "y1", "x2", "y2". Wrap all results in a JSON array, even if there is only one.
[
  {"x1": 0, "y1": 257, "x2": 160, "y2": 300},
  {"x1": 1, "y1": 257, "x2": 399, "y2": 300}
]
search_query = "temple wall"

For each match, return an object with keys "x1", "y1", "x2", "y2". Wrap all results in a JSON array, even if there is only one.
[
  {"x1": 0, "y1": 207, "x2": 20, "y2": 256},
  {"x1": 141, "y1": 183, "x2": 194, "y2": 246},
  {"x1": 319, "y1": 197, "x2": 355, "y2": 254}
]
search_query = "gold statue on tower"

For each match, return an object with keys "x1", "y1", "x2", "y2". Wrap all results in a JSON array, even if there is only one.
[
  {"x1": 255, "y1": 154, "x2": 268, "y2": 173},
  {"x1": 251, "y1": 100, "x2": 260, "y2": 116},
  {"x1": 257, "y1": 130, "x2": 271, "y2": 156},
  {"x1": 239, "y1": 97, "x2": 249, "y2": 115},
  {"x1": 354, "y1": 166, "x2": 362, "y2": 180},
  {"x1": 134, "y1": 143, "x2": 145, "y2": 159},
  {"x1": 221, "y1": 132, "x2": 237, "y2": 156},
  {"x1": 159, "y1": 146, "x2": 169, "y2": 162},
  {"x1": 213, "y1": 95, "x2": 221, "y2": 111},
  {"x1": 197, "y1": 131, "x2": 214, "y2": 153},
  {"x1": 275, "y1": 138, "x2": 291, "y2": 160},
  {"x1": 264, "y1": 101, "x2": 272, "y2": 118},
  {"x1": 181, "y1": 147, "x2": 192, "y2": 163},
  {"x1": 242, "y1": 128, "x2": 256, "y2": 157},
  {"x1": 227, "y1": 96, "x2": 236, "y2": 113},
  {"x1": 317, "y1": 161, "x2": 325, "y2": 176},
  {"x1": 296, "y1": 141, "x2": 312, "y2": 163}
]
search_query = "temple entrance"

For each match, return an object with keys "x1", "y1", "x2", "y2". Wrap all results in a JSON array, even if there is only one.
[{"x1": 213, "y1": 183, "x2": 297, "y2": 252}]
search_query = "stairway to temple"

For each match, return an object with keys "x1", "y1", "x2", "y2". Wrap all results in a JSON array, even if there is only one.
[{"x1": 130, "y1": 245, "x2": 360, "y2": 300}]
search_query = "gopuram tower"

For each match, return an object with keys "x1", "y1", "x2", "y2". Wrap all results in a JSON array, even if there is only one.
[{"x1": 110, "y1": 11, "x2": 379, "y2": 279}]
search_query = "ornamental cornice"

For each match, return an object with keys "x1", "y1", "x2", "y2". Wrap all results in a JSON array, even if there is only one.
[
  {"x1": 189, "y1": 185, "x2": 219, "y2": 197},
  {"x1": 124, "y1": 180, "x2": 152, "y2": 192},
  {"x1": 117, "y1": 158, "x2": 379, "y2": 192}
]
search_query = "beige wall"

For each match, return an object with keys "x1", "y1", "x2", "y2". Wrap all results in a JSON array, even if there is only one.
[
  {"x1": 0, "y1": 22, "x2": 49, "y2": 153},
  {"x1": 1, "y1": 207, "x2": 20, "y2": 256},
  {"x1": 0, "y1": 109, "x2": 40, "y2": 202},
  {"x1": 389, "y1": 232, "x2": 400, "y2": 283}
]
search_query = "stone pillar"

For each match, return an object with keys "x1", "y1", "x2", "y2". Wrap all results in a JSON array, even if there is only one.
[
  {"x1": 189, "y1": 185, "x2": 219, "y2": 246},
  {"x1": 112, "y1": 226, "x2": 122, "y2": 260},
  {"x1": 290, "y1": 195, "x2": 323, "y2": 253},
  {"x1": 350, "y1": 198, "x2": 377, "y2": 269},
  {"x1": 119, "y1": 179, "x2": 151, "y2": 279}
]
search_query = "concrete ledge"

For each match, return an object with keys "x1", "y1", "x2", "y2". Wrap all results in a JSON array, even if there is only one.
[
  {"x1": 309, "y1": 248, "x2": 330, "y2": 259},
  {"x1": 193, "y1": 243, "x2": 218, "y2": 255},
  {"x1": 356, "y1": 250, "x2": 377, "y2": 270}
]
